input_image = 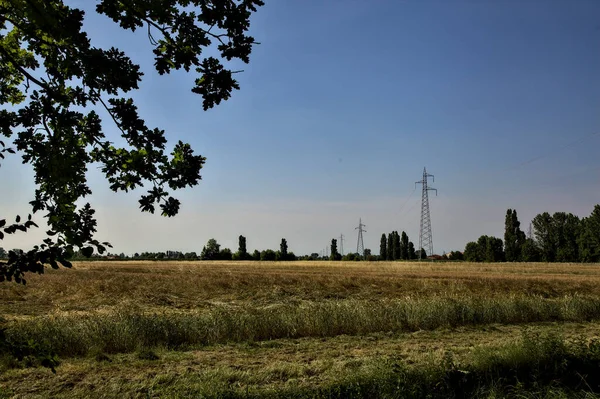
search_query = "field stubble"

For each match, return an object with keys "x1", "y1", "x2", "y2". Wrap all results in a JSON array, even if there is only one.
[{"x1": 2, "y1": 260, "x2": 600, "y2": 398}]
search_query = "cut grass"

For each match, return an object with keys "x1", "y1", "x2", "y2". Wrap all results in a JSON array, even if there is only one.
[{"x1": 2, "y1": 326, "x2": 600, "y2": 398}]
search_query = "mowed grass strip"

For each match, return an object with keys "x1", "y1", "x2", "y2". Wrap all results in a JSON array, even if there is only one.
[
  {"x1": 3, "y1": 327, "x2": 600, "y2": 398},
  {"x1": 5, "y1": 295, "x2": 600, "y2": 357}
]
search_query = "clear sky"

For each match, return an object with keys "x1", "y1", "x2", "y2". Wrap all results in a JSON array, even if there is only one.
[{"x1": 2, "y1": 0, "x2": 600, "y2": 256}]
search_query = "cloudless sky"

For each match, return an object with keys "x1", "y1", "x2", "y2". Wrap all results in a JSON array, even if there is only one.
[{"x1": 2, "y1": 0, "x2": 600, "y2": 256}]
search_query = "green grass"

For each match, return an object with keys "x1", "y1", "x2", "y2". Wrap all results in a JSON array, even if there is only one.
[
  {"x1": 126, "y1": 331, "x2": 600, "y2": 398},
  {"x1": 4, "y1": 295, "x2": 600, "y2": 358}
]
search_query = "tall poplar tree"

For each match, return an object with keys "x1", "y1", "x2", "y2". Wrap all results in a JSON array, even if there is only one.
[{"x1": 380, "y1": 234, "x2": 387, "y2": 261}]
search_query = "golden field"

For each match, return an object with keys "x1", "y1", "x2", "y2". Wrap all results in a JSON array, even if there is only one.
[{"x1": 2, "y1": 261, "x2": 600, "y2": 398}]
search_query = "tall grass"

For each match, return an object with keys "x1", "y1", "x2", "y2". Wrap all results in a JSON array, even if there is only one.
[{"x1": 5, "y1": 295, "x2": 600, "y2": 357}]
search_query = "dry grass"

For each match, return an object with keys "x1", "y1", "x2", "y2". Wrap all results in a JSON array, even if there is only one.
[
  {"x1": 2, "y1": 322, "x2": 600, "y2": 398},
  {"x1": 3, "y1": 261, "x2": 600, "y2": 398},
  {"x1": 2, "y1": 261, "x2": 600, "y2": 318}
]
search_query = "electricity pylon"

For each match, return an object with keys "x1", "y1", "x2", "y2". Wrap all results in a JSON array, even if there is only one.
[
  {"x1": 355, "y1": 218, "x2": 366, "y2": 258},
  {"x1": 415, "y1": 168, "x2": 437, "y2": 260},
  {"x1": 339, "y1": 234, "x2": 345, "y2": 256}
]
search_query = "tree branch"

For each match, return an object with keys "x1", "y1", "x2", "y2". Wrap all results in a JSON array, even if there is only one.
[{"x1": 0, "y1": 47, "x2": 49, "y2": 92}]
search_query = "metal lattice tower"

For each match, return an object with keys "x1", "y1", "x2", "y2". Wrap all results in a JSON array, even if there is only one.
[
  {"x1": 355, "y1": 218, "x2": 366, "y2": 257},
  {"x1": 415, "y1": 168, "x2": 437, "y2": 260},
  {"x1": 339, "y1": 234, "x2": 345, "y2": 256}
]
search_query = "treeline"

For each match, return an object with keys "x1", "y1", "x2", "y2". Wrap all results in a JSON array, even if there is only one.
[{"x1": 464, "y1": 205, "x2": 600, "y2": 262}]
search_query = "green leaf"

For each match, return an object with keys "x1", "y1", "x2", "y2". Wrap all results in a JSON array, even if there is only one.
[
  {"x1": 15, "y1": 215, "x2": 21, "y2": 223},
  {"x1": 81, "y1": 247, "x2": 94, "y2": 258}
]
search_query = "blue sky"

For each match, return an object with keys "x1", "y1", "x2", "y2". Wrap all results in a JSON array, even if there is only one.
[{"x1": 2, "y1": 0, "x2": 600, "y2": 255}]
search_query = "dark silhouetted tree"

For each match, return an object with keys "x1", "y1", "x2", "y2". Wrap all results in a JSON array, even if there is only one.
[
  {"x1": 505, "y1": 209, "x2": 526, "y2": 262},
  {"x1": 387, "y1": 233, "x2": 394, "y2": 260},
  {"x1": 219, "y1": 248, "x2": 232, "y2": 261},
  {"x1": 578, "y1": 205, "x2": 600, "y2": 262},
  {"x1": 0, "y1": 0, "x2": 264, "y2": 283},
  {"x1": 235, "y1": 235, "x2": 248, "y2": 260},
  {"x1": 380, "y1": 234, "x2": 387, "y2": 261},
  {"x1": 201, "y1": 239, "x2": 220, "y2": 260},
  {"x1": 532, "y1": 212, "x2": 555, "y2": 262},
  {"x1": 521, "y1": 238, "x2": 541, "y2": 262},
  {"x1": 464, "y1": 242, "x2": 480, "y2": 262},
  {"x1": 408, "y1": 242, "x2": 416, "y2": 260},
  {"x1": 393, "y1": 231, "x2": 401, "y2": 261},
  {"x1": 279, "y1": 238, "x2": 288, "y2": 261},
  {"x1": 330, "y1": 239, "x2": 341, "y2": 261},
  {"x1": 260, "y1": 249, "x2": 277, "y2": 261},
  {"x1": 400, "y1": 231, "x2": 409, "y2": 260}
]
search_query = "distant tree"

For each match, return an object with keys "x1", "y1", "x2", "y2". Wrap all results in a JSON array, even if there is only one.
[
  {"x1": 252, "y1": 250, "x2": 261, "y2": 261},
  {"x1": 504, "y1": 209, "x2": 526, "y2": 262},
  {"x1": 476, "y1": 236, "x2": 489, "y2": 261},
  {"x1": 419, "y1": 248, "x2": 427, "y2": 260},
  {"x1": 521, "y1": 238, "x2": 541, "y2": 262},
  {"x1": 380, "y1": 234, "x2": 387, "y2": 261},
  {"x1": 330, "y1": 239, "x2": 341, "y2": 261},
  {"x1": 485, "y1": 236, "x2": 504, "y2": 262},
  {"x1": 532, "y1": 212, "x2": 555, "y2": 262},
  {"x1": 553, "y1": 212, "x2": 581, "y2": 262},
  {"x1": 0, "y1": 248, "x2": 6, "y2": 259},
  {"x1": 330, "y1": 239, "x2": 337, "y2": 261},
  {"x1": 279, "y1": 238, "x2": 288, "y2": 261},
  {"x1": 133, "y1": 252, "x2": 140, "y2": 259},
  {"x1": 464, "y1": 242, "x2": 480, "y2": 262},
  {"x1": 387, "y1": 233, "x2": 394, "y2": 260},
  {"x1": 184, "y1": 252, "x2": 197, "y2": 260},
  {"x1": 400, "y1": 232, "x2": 409, "y2": 260},
  {"x1": 408, "y1": 242, "x2": 416, "y2": 260},
  {"x1": 342, "y1": 253, "x2": 357, "y2": 261},
  {"x1": 364, "y1": 249, "x2": 373, "y2": 261},
  {"x1": 447, "y1": 251, "x2": 464, "y2": 261},
  {"x1": 532, "y1": 211, "x2": 581, "y2": 262},
  {"x1": 260, "y1": 249, "x2": 277, "y2": 261},
  {"x1": 200, "y1": 239, "x2": 220, "y2": 260},
  {"x1": 219, "y1": 248, "x2": 232, "y2": 260},
  {"x1": 310, "y1": 253, "x2": 319, "y2": 260},
  {"x1": 578, "y1": 205, "x2": 600, "y2": 262},
  {"x1": 237, "y1": 235, "x2": 248, "y2": 260},
  {"x1": 393, "y1": 232, "x2": 401, "y2": 261},
  {"x1": 465, "y1": 236, "x2": 504, "y2": 262}
]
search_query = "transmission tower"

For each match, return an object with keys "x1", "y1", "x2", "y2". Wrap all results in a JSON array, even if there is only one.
[
  {"x1": 339, "y1": 234, "x2": 345, "y2": 256},
  {"x1": 415, "y1": 168, "x2": 437, "y2": 260},
  {"x1": 355, "y1": 218, "x2": 366, "y2": 257}
]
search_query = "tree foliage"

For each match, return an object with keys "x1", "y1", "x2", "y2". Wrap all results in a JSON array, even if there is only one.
[
  {"x1": 379, "y1": 233, "x2": 387, "y2": 260},
  {"x1": 0, "y1": 0, "x2": 263, "y2": 283},
  {"x1": 464, "y1": 235, "x2": 504, "y2": 262},
  {"x1": 330, "y1": 238, "x2": 341, "y2": 261},
  {"x1": 200, "y1": 238, "x2": 220, "y2": 260},
  {"x1": 279, "y1": 238, "x2": 288, "y2": 261},
  {"x1": 504, "y1": 209, "x2": 526, "y2": 262}
]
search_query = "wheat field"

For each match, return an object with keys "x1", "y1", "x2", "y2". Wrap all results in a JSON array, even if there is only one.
[{"x1": 2, "y1": 261, "x2": 600, "y2": 398}]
